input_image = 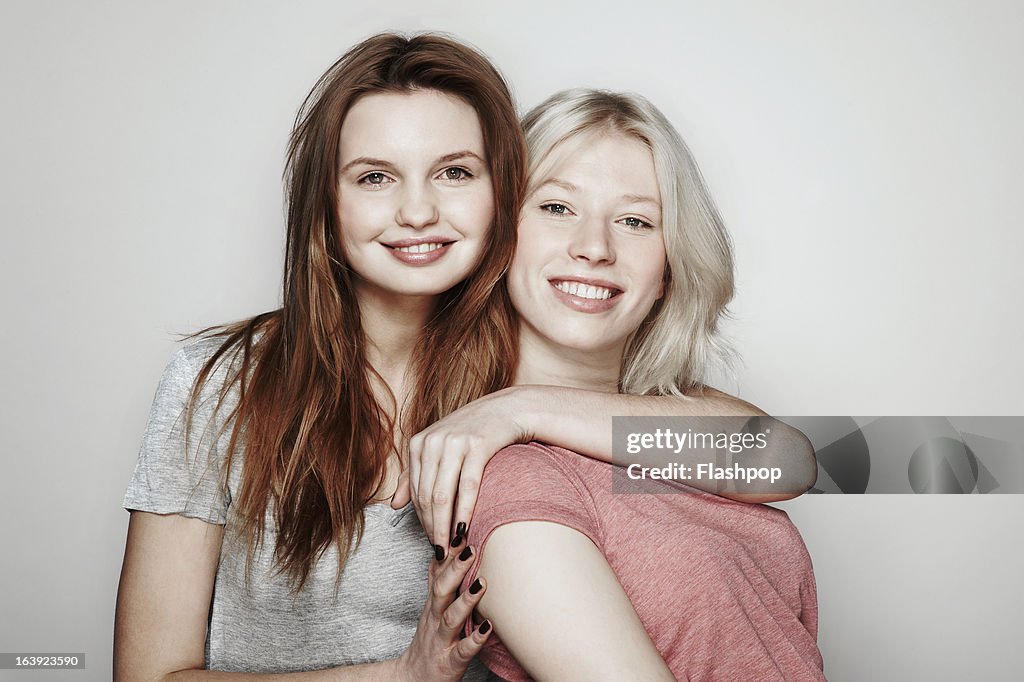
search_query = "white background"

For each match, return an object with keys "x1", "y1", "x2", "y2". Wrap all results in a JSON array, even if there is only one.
[{"x1": 1, "y1": 1, "x2": 1022, "y2": 680}]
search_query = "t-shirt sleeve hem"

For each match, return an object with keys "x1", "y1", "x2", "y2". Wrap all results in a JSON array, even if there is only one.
[{"x1": 122, "y1": 493, "x2": 228, "y2": 525}]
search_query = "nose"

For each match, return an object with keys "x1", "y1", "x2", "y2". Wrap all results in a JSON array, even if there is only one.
[
  {"x1": 396, "y1": 182, "x2": 439, "y2": 229},
  {"x1": 568, "y1": 214, "x2": 615, "y2": 264}
]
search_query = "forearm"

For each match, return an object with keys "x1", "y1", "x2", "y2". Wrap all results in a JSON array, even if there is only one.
[
  {"x1": 511, "y1": 385, "x2": 816, "y2": 501},
  {"x1": 514, "y1": 384, "x2": 765, "y2": 453}
]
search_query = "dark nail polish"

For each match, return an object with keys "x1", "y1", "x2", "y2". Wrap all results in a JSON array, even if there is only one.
[
  {"x1": 479, "y1": 619, "x2": 491, "y2": 634},
  {"x1": 434, "y1": 544, "x2": 445, "y2": 562},
  {"x1": 469, "y1": 578, "x2": 482, "y2": 594},
  {"x1": 456, "y1": 521, "x2": 467, "y2": 537},
  {"x1": 451, "y1": 533, "x2": 464, "y2": 548},
  {"x1": 458, "y1": 546, "x2": 473, "y2": 562}
]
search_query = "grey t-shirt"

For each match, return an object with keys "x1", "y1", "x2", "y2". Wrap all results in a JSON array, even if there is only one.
[{"x1": 124, "y1": 338, "x2": 488, "y2": 677}]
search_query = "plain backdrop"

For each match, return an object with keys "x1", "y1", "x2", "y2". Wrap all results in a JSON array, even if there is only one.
[{"x1": 2, "y1": 1, "x2": 1022, "y2": 680}]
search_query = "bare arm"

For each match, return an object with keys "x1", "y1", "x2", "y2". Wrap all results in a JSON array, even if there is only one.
[
  {"x1": 473, "y1": 521, "x2": 677, "y2": 682},
  {"x1": 397, "y1": 385, "x2": 817, "y2": 548},
  {"x1": 511, "y1": 385, "x2": 817, "y2": 503},
  {"x1": 114, "y1": 511, "x2": 488, "y2": 681}
]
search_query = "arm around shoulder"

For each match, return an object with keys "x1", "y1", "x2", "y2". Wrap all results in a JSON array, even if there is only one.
[{"x1": 511, "y1": 384, "x2": 817, "y2": 501}]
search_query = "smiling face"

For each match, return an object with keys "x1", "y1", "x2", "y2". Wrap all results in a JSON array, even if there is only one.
[
  {"x1": 337, "y1": 89, "x2": 494, "y2": 302},
  {"x1": 509, "y1": 130, "x2": 667, "y2": 360}
]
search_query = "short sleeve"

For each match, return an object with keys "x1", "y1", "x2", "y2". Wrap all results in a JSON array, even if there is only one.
[
  {"x1": 122, "y1": 343, "x2": 232, "y2": 524},
  {"x1": 464, "y1": 443, "x2": 601, "y2": 559},
  {"x1": 460, "y1": 442, "x2": 602, "y2": 679}
]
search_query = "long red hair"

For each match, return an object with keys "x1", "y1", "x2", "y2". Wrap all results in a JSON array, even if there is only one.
[{"x1": 185, "y1": 33, "x2": 523, "y2": 591}]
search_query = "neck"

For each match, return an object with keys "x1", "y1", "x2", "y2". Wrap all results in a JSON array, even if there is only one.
[
  {"x1": 356, "y1": 282, "x2": 437, "y2": 392},
  {"x1": 513, "y1": 322, "x2": 622, "y2": 393}
]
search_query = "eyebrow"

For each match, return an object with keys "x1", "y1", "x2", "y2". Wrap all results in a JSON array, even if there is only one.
[
  {"x1": 339, "y1": 149, "x2": 485, "y2": 175},
  {"x1": 537, "y1": 178, "x2": 578, "y2": 193},
  {"x1": 437, "y1": 150, "x2": 485, "y2": 165},
  {"x1": 620, "y1": 193, "x2": 661, "y2": 208},
  {"x1": 538, "y1": 178, "x2": 660, "y2": 207},
  {"x1": 339, "y1": 157, "x2": 393, "y2": 175}
]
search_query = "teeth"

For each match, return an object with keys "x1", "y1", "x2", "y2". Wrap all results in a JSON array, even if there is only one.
[
  {"x1": 553, "y1": 281, "x2": 613, "y2": 300},
  {"x1": 395, "y1": 243, "x2": 444, "y2": 253}
]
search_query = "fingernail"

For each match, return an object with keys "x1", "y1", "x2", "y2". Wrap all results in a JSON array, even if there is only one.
[
  {"x1": 451, "y1": 534, "x2": 464, "y2": 548},
  {"x1": 456, "y1": 521, "x2": 467, "y2": 537},
  {"x1": 479, "y1": 619, "x2": 491, "y2": 635},
  {"x1": 458, "y1": 546, "x2": 473, "y2": 562},
  {"x1": 434, "y1": 545, "x2": 445, "y2": 562},
  {"x1": 469, "y1": 578, "x2": 482, "y2": 594}
]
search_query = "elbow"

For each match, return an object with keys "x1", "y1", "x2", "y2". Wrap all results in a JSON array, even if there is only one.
[
  {"x1": 773, "y1": 427, "x2": 818, "y2": 499},
  {"x1": 792, "y1": 428, "x2": 818, "y2": 495},
  {"x1": 113, "y1": 614, "x2": 204, "y2": 682},
  {"x1": 114, "y1": 663, "x2": 199, "y2": 682},
  {"x1": 740, "y1": 422, "x2": 817, "y2": 502}
]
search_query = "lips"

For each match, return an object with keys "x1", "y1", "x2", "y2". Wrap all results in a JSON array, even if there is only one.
[
  {"x1": 381, "y1": 236, "x2": 457, "y2": 265},
  {"x1": 392, "y1": 242, "x2": 446, "y2": 254},
  {"x1": 551, "y1": 280, "x2": 615, "y2": 300},
  {"x1": 548, "y1": 276, "x2": 624, "y2": 313},
  {"x1": 382, "y1": 236, "x2": 456, "y2": 248}
]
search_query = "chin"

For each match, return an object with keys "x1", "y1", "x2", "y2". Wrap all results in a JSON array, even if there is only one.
[
  {"x1": 362, "y1": 274, "x2": 464, "y2": 299},
  {"x1": 393, "y1": 269, "x2": 471, "y2": 292},
  {"x1": 547, "y1": 328, "x2": 621, "y2": 355},
  {"x1": 396, "y1": 282, "x2": 462, "y2": 297}
]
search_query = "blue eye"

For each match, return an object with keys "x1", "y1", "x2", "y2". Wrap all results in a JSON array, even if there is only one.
[
  {"x1": 540, "y1": 203, "x2": 571, "y2": 216},
  {"x1": 621, "y1": 216, "x2": 654, "y2": 230}
]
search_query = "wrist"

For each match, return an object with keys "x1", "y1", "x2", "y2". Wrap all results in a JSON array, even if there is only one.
[
  {"x1": 501, "y1": 385, "x2": 539, "y2": 441},
  {"x1": 390, "y1": 653, "x2": 413, "y2": 682}
]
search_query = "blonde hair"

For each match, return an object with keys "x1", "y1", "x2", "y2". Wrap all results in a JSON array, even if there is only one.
[{"x1": 521, "y1": 89, "x2": 735, "y2": 395}]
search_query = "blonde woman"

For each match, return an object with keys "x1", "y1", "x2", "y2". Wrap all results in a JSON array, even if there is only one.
[{"x1": 444, "y1": 90, "x2": 825, "y2": 681}]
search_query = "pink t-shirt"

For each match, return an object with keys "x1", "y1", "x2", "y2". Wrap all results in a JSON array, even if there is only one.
[{"x1": 462, "y1": 442, "x2": 825, "y2": 681}]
